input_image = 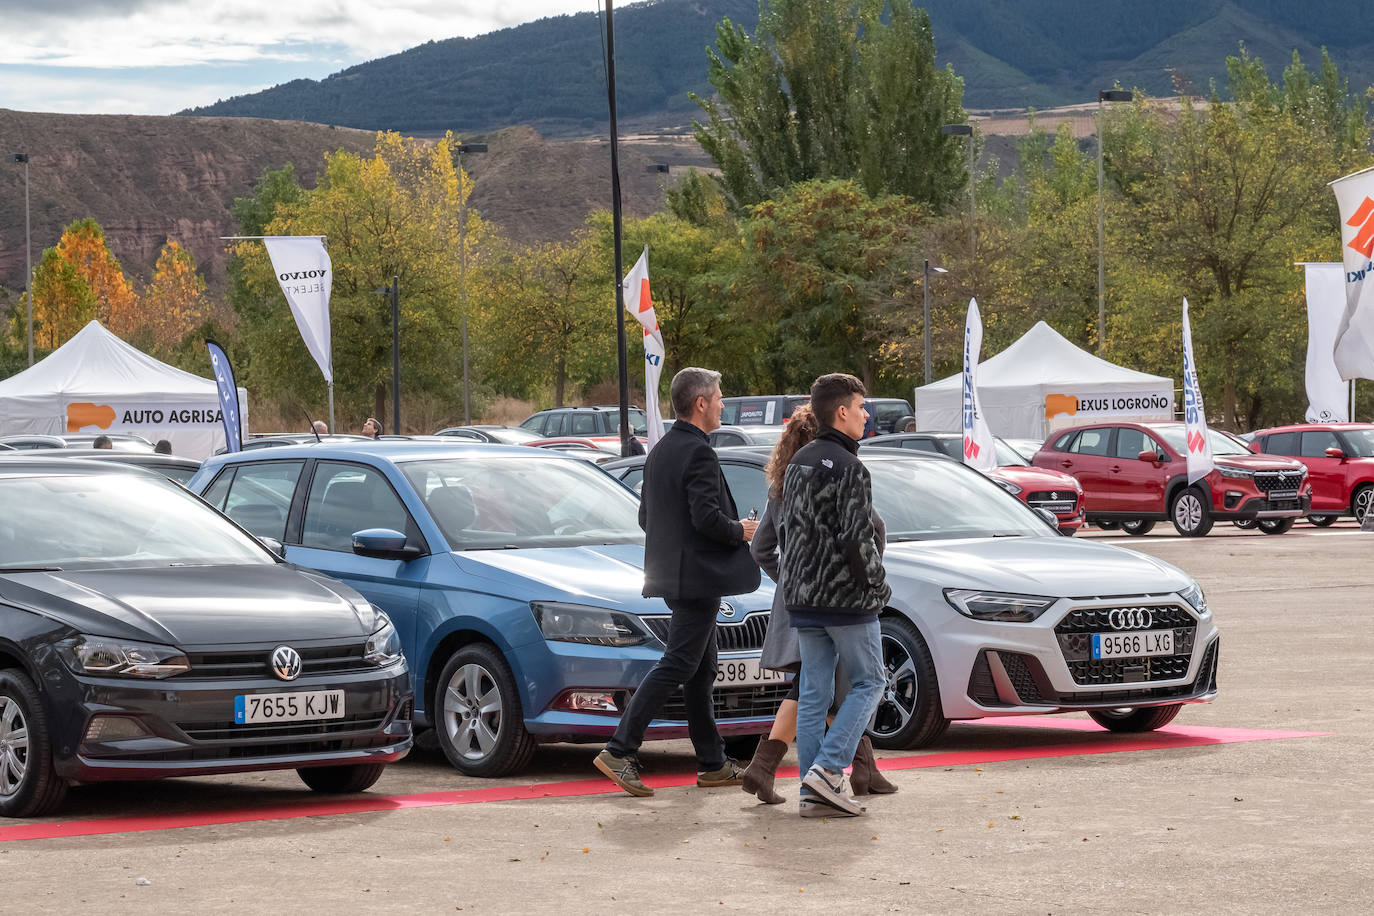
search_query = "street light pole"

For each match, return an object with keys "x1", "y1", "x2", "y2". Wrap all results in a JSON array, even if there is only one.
[
  {"x1": 454, "y1": 143, "x2": 486, "y2": 426},
  {"x1": 1096, "y1": 89, "x2": 1133, "y2": 354},
  {"x1": 940, "y1": 124, "x2": 975, "y2": 257},
  {"x1": 390, "y1": 277, "x2": 400, "y2": 434},
  {"x1": 922, "y1": 259, "x2": 948, "y2": 387},
  {"x1": 11, "y1": 153, "x2": 32, "y2": 365}
]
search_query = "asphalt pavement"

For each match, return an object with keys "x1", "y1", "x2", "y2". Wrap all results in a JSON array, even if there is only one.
[{"x1": 4, "y1": 519, "x2": 1371, "y2": 914}]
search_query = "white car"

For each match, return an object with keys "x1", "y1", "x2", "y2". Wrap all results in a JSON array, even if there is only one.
[{"x1": 603, "y1": 449, "x2": 1220, "y2": 748}]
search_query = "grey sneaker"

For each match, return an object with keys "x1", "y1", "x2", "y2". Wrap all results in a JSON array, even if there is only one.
[
  {"x1": 697, "y1": 757, "x2": 746, "y2": 788},
  {"x1": 595, "y1": 749, "x2": 653, "y2": 797},
  {"x1": 798, "y1": 786, "x2": 832, "y2": 818},
  {"x1": 801, "y1": 764, "x2": 865, "y2": 816}
]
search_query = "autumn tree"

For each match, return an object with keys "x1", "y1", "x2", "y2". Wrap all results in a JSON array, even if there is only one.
[
  {"x1": 22, "y1": 218, "x2": 138, "y2": 349},
  {"x1": 134, "y1": 241, "x2": 209, "y2": 357}
]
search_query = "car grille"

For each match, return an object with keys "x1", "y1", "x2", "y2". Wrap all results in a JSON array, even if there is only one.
[
  {"x1": 177, "y1": 712, "x2": 388, "y2": 743},
  {"x1": 1055, "y1": 603, "x2": 1197, "y2": 686},
  {"x1": 179, "y1": 641, "x2": 373, "y2": 680},
  {"x1": 641, "y1": 612, "x2": 769, "y2": 653},
  {"x1": 659, "y1": 683, "x2": 791, "y2": 721},
  {"x1": 970, "y1": 639, "x2": 1219, "y2": 707},
  {"x1": 1253, "y1": 470, "x2": 1304, "y2": 496},
  {"x1": 1026, "y1": 492, "x2": 1079, "y2": 515}
]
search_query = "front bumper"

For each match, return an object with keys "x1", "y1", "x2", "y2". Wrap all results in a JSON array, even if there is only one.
[{"x1": 46, "y1": 662, "x2": 413, "y2": 782}]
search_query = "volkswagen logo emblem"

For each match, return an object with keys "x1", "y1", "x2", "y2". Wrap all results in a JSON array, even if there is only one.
[
  {"x1": 1108, "y1": 608, "x2": 1153, "y2": 630},
  {"x1": 718, "y1": 601, "x2": 736, "y2": 619},
  {"x1": 270, "y1": 645, "x2": 303, "y2": 681}
]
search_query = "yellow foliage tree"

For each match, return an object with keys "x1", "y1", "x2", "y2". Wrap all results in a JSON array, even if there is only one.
[
  {"x1": 52, "y1": 219, "x2": 139, "y2": 336},
  {"x1": 140, "y1": 241, "x2": 208, "y2": 355}
]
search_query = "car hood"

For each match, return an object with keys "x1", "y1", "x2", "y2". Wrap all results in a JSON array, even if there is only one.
[
  {"x1": 0, "y1": 565, "x2": 376, "y2": 647},
  {"x1": 882, "y1": 535, "x2": 1192, "y2": 597},
  {"x1": 1213, "y1": 453, "x2": 1304, "y2": 472},
  {"x1": 452, "y1": 544, "x2": 774, "y2": 616},
  {"x1": 991, "y1": 466, "x2": 1080, "y2": 490}
]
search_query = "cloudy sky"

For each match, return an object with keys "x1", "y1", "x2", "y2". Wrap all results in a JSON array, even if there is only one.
[{"x1": 0, "y1": 0, "x2": 597, "y2": 115}]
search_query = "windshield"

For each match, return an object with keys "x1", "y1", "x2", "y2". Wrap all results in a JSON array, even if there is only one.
[
  {"x1": 1342, "y1": 428, "x2": 1374, "y2": 457},
  {"x1": 867, "y1": 458, "x2": 1053, "y2": 541},
  {"x1": 1156, "y1": 426, "x2": 1250, "y2": 456},
  {"x1": 0, "y1": 474, "x2": 275, "y2": 571},
  {"x1": 402, "y1": 456, "x2": 645, "y2": 550}
]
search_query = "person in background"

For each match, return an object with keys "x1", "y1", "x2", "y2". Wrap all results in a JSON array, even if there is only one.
[
  {"x1": 93, "y1": 436, "x2": 113, "y2": 449},
  {"x1": 312, "y1": 420, "x2": 329, "y2": 436},
  {"x1": 362, "y1": 417, "x2": 381, "y2": 439},
  {"x1": 594, "y1": 367, "x2": 760, "y2": 797},
  {"x1": 154, "y1": 440, "x2": 173, "y2": 455},
  {"x1": 741, "y1": 404, "x2": 896, "y2": 805}
]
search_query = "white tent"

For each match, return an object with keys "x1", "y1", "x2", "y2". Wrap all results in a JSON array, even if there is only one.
[
  {"x1": 914, "y1": 321, "x2": 1174, "y2": 439},
  {"x1": 0, "y1": 321, "x2": 248, "y2": 460}
]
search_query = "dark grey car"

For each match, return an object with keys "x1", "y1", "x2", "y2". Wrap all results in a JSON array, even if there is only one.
[{"x1": 0, "y1": 459, "x2": 412, "y2": 817}]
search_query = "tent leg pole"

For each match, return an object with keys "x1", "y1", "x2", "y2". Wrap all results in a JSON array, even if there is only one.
[{"x1": 328, "y1": 381, "x2": 336, "y2": 434}]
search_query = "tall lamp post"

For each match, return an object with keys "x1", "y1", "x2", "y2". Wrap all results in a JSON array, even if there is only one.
[
  {"x1": 10, "y1": 153, "x2": 32, "y2": 365},
  {"x1": 1096, "y1": 89, "x2": 1133, "y2": 353},
  {"x1": 922, "y1": 259, "x2": 948, "y2": 387},
  {"x1": 454, "y1": 142, "x2": 486, "y2": 426},
  {"x1": 940, "y1": 124, "x2": 975, "y2": 257}
]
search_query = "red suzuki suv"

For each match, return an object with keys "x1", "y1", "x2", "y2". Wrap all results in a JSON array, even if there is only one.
[
  {"x1": 1031, "y1": 421, "x2": 1311, "y2": 536},
  {"x1": 1246, "y1": 423, "x2": 1374, "y2": 525}
]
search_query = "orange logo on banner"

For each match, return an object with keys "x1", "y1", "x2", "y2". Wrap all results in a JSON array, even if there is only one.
[
  {"x1": 67, "y1": 402, "x2": 116, "y2": 432},
  {"x1": 1044, "y1": 394, "x2": 1079, "y2": 420},
  {"x1": 1347, "y1": 197, "x2": 1374, "y2": 259}
]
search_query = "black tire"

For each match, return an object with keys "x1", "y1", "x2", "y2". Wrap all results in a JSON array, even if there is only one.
[
  {"x1": 1094, "y1": 520, "x2": 1120, "y2": 530},
  {"x1": 1170, "y1": 487, "x2": 1214, "y2": 537},
  {"x1": 1088, "y1": 704, "x2": 1183, "y2": 733},
  {"x1": 296, "y1": 763, "x2": 387, "y2": 794},
  {"x1": 867, "y1": 615, "x2": 948, "y2": 750},
  {"x1": 433, "y1": 643, "x2": 537, "y2": 777},
  {"x1": 1121, "y1": 519, "x2": 1155, "y2": 536},
  {"x1": 1232, "y1": 518, "x2": 1257, "y2": 530},
  {"x1": 1306, "y1": 514, "x2": 1338, "y2": 527},
  {"x1": 723, "y1": 734, "x2": 761, "y2": 760},
  {"x1": 0, "y1": 668, "x2": 68, "y2": 818},
  {"x1": 897, "y1": 416, "x2": 917, "y2": 433},
  {"x1": 1352, "y1": 484, "x2": 1374, "y2": 524},
  {"x1": 1258, "y1": 517, "x2": 1295, "y2": 535}
]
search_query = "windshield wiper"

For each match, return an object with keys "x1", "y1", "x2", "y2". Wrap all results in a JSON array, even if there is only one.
[{"x1": 0, "y1": 565, "x2": 63, "y2": 572}]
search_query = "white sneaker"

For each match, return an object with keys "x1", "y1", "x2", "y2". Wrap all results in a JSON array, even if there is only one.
[{"x1": 801, "y1": 765, "x2": 865, "y2": 816}]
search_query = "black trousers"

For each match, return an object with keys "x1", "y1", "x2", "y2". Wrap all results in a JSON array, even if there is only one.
[{"x1": 605, "y1": 597, "x2": 725, "y2": 770}]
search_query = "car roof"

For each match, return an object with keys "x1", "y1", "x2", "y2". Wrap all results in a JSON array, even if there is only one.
[
  {"x1": 1250, "y1": 422, "x2": 1374, "y2": 434},
  {"x1": 0, "y1": 457, "x2": 165, "y2": 479},
  {"x1": 200, "y1": 438, "x2": 576, "y2": 473},
  {"x1": 602, "y1": 446, "x2": 949, "y2": 471},
  {"x1": 0, "y1": 450, "x2": 199, "y2": 467}
]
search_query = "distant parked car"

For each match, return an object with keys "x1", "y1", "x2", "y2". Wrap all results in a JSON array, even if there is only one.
[
  {"x1": 214, "y1": 434, "x2": 370, "y2": 456},
  {"x1": 435, "y1": 425, "x2": 544, "y2": 445},
  {"x1": 524, "y1": 436, "x2": 641, "y2": 460},
  {"x1": 0, "y1": 449, "x2": 201, "y2": 485},
  {"x1": 519, "y1": 406, "x2": 659, "y2": 439},
  {"x1": 708, "y1": 425, "x2": 787, "y2": 447},
  {"x1": 63, "y1": 434, "x2": 156, "y2": 452},
  {"x1": 1003, "y1": 437, "x2": 1046, "y2": 462},
  {"x1": 862, "y1": 398, "x2": 917, "y2": 437},
  {"x1": 1247, "y1": 422, "x2": 1374, "y2": 525},
  {"x1": 720, "y1": 395, "x2": 810, "y2": 426},
  {"x1": 862, "y1": 433, "x2": 1085, "y2": 534},
  {"x1": 0, "y1": 435, "x2": 68, "y2": 450},
  {"x1": 0, "y1": 457, "x2": 412, "y2": 817}
]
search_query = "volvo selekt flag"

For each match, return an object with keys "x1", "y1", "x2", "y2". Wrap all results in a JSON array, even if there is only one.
[{"x1": 263, "y1": 236, "x2": 333, "y2": 384}]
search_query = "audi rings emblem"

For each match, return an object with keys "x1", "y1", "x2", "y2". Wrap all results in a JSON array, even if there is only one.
[
  {"x1": 718, "y1": 601, "x2": 736, "y2": 619},
  {"x1": 1108, "y1": 608, "x2": 1153, "y2": 630},
  {"x1": 270, "y1": 645, "x2": 303, "y2": 681}
]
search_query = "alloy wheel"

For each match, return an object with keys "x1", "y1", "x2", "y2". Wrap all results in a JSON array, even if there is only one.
[
  {"x1": 0, "y1": 696, "x2": 29, "y2": 799},
  {"x1": 441, "y1": 663, "x2": 504, "y2": 761},
  {"x1": 870, "y1": 633, "x2": 918, "y2": 738},
  {"x1": 1356, "y1": 487, "x2": 1373, "y2": 522},
  {"x1": 1174, "y1": 492, "x2": 1202, "y2": 531}
]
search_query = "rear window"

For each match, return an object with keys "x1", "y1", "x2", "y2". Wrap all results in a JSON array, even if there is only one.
[{"x1": 1069, "y1": 429, "x2": 1112, "y2": 456}]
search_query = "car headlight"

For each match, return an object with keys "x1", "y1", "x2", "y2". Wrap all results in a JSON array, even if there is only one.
[
  {"x1": 1178, "y1": 582, "x2": 1210, "y2": 618},
  {"x1": 57, "y1": 636, "x2": 190, "y2": 679},
  {"x1": 943, "y1": 589, "x2": 1057, "y2": 623},
  {"x1": 531, "y1": 602, "x2": 654, "y2": 647},
  {"x1": 364, "y1": 614, "x2": 404, "y2": 666},
  {"x1": 1217, "y1": 466, "x2": 1254, "y2": 479},
  {"x1": 991, "y1": 478, "x2": 1023, "y2": 496}
]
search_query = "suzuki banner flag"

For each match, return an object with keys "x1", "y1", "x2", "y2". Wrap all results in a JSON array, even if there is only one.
[
  {"x1": 1181, "y1": 298, "x2": 1214, "y2": 485},
  {"x1": 262, "y1": 236, "x2": 333, "y2": 384},
  {"x1": 205, "y1": 339, "x2": 243, "y2": 453},
  {"x1": 1303, "y1": 263, "x2": 1350, "y2": 422},
  {"x1": 961, "y1": 298, "x2": 996, "y2": 471},
  {"x1": 1330, "y1": 166, "x2": 1374, "y2": 380},
  {"x1": 622, "y1": 246, "x2": 664, "y2": 451}
]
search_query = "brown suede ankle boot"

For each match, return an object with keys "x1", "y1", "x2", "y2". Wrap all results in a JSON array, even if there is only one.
[
  {"x1": 849, "y1": 735, "x2": 898, "y2": 795},
  {"x1": 740, "y1": 738, "x2": 788, "y2": 804}
]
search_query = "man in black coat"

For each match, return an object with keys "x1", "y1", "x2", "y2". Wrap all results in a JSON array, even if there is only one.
[{"x1": 595, "y1": 367, "x2": 761, "y2": 796}]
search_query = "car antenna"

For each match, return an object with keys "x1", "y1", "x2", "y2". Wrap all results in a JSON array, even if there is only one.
[{"x1": 300, "y1": 404, "x2": 322, "y2": 443}]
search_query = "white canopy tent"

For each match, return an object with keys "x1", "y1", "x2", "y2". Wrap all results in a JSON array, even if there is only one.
[
  {"x1": 0, "y1": 321, "x2": 248, "y2": 460},
  {"x1": 913, "y1": 321, "x2": 1174, "y2": 439}
]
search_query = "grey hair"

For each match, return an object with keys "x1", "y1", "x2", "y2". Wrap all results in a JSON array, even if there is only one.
[{"x1": 670, "y1": 367, "x2": 722, "y2": 417}]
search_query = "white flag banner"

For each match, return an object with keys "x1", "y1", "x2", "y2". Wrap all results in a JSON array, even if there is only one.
[
  {"x1": 263, "y1": 236, "x2": 333, "y2": 384},
  {"x1": 1303, "y1": 263, "x2": 1350, "y2": 422},
  {"x1": 1181, "y1": 298, "x2": 1214, "y2": 485},
  {"x1": 1330, "y1": 166, "x2": 1374, "y2": 380},
  {"x1": 623, "y1": 246, "x2": 664, "y2": 451},
  {"x1": 961, "y1": 298, "x2": 996, "y2": 471}
]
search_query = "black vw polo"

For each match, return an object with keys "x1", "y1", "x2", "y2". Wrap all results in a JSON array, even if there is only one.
[{"x1": 0, "y1": 459, "x2": 411, "y2": 817}]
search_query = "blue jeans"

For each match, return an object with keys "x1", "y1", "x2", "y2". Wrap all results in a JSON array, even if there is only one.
[{"x1": 796, "y1": 620, "x2": 884, "y2": 777}]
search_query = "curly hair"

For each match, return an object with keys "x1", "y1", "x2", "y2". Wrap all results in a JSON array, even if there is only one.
[{"x1": 765, "y1": 405, "x2": 820, "y2": 499}]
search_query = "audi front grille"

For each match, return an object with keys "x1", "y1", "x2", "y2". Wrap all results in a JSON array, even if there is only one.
[{"x1": 1054, "y1": 602, "x2": 1198, "y2": 687}]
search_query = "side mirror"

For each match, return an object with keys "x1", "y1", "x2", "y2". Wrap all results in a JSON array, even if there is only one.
[
  {"x1": 1325, "y1": 447, "x2": 1345, "y2": 460},
  {"x1": 257, "y1": 536, "x2": 286, "y2": 558},
  {"x1": 1137, "y1": 450, "x2": 1157, "y2": 463},
  {"x1": 352, "y1": 528, "x2": 422, "y2": 561}
]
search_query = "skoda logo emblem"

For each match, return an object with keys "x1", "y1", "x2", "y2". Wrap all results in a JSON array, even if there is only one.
[
  {"x1": 718, "y1": 601, "x2": 736, "y2": 619},
  {"x1": 1108, "y1": 608, "x2": 1153, "y2": 631},
  {"x1": 270, "y1": 645, "x2": 303, "y2": 681}
]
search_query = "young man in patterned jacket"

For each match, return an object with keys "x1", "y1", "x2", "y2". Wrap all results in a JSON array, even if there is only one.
[{"x1": 779, "y1": 372, "x2": 891, "y2": 817}]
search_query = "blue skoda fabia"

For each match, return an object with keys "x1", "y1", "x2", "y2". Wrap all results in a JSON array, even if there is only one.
[{"x1": 189, "y1": 441, "x2": 779, "y2": 776}]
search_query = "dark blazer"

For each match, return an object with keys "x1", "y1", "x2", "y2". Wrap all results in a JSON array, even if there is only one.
[{"x1": 639, "y1": 420, "x2": 762, "y2": 600}]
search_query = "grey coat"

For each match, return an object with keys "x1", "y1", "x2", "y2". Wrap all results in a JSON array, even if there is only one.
[{"x1": 752, "y1": 495, "x2": 886, "y2": 674}]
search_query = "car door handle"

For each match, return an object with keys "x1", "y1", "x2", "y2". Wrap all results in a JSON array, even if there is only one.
[
  {"x1": 1110, "y1": 465, "x2": 1121, "y2": 472},
  {"x1": 1059, "y1": 461, "x2": 1073, "y2": 469}
]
